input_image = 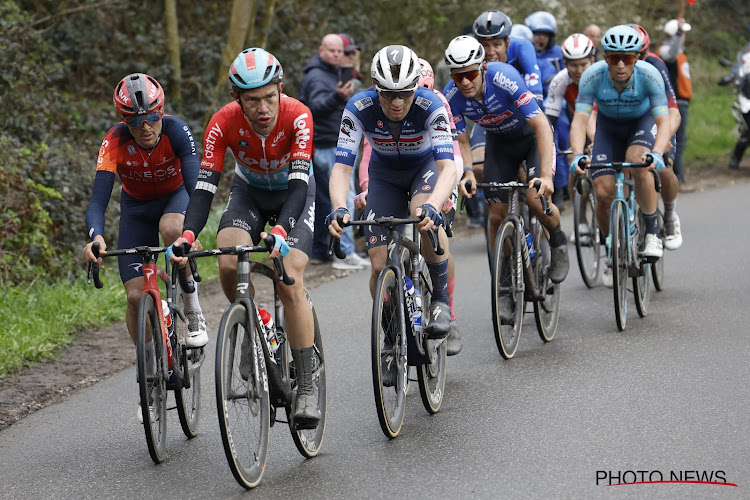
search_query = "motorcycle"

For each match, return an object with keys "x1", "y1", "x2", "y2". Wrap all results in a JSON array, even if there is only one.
[{"x1": 719, "y1": 50, "x2": 750, "y2": 169}]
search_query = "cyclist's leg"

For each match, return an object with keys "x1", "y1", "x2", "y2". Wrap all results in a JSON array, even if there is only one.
[
  {"x1": 660, "y1": 136, "x2": 682, "y2": 249},
  {"x1": 483, "y1": 131, "x2": 518, "y2": 249}
]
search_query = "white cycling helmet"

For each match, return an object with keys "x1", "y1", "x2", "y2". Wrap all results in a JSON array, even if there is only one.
[
  {"x1": 561, "y1": 34, "x2": 595, "y2": 60},
  {"x1": 444, "y1": 35, "x2": 485, "y2": 69},
  {"x1": 371, "y1": 45, "x2": 421, "y2": 91}
]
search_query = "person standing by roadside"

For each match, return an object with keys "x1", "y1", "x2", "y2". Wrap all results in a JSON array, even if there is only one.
[
  {"x1": 584, "y1": 24, "x2": 604, "y2": 61},
  {"x1": 300, "y1": 33, "x2": 369, "y2": 269}
]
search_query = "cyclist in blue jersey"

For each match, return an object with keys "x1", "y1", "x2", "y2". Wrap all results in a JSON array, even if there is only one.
[
  {"x1": 570, "y1": 25, "x2": 671, "y2": 286},
  {"x1": 328, "y1": 45, "x2": 456, "y2": 339},
  {"x1": 443, "y1": 35, "x2": 570, "y2": 286}
]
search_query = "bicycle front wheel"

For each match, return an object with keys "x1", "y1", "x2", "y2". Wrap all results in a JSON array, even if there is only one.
[
  {"x1": 652, "y1": 209, "x2": 665, "y2": 291},
  {"x1": 174, "y1": 291, "x2": 202, "y2": 439},
  {"x1": 215, "y1": 302, "x2": 269, "y2": 489},
  {"x1": 611, "y1": 202, "x2": 629, "y2": 331},
  {"x1": 574, "y1": 178, "x2": 602, "y2": 288},
  {"x1": 136, "y1": 293, "x2": 168, "y2": 464},
  {"x1": 288, "y1": 290, "x2": 327, "y2": 458},
  {"x1": 533, "y1": 229, "x2": 561, "y2": 342},
  {"x1": 491, "y1": 220, "x2": 524, "y2": 359},
  {"x1": 633, "y1": 212, "x2": 652, "y2": 318},
  {"x1": 416, "y1": 270, "x2": 446, "y2": 414},
  {"x1": 372, "y1": 267, "x2": 407, "y2": 438}
]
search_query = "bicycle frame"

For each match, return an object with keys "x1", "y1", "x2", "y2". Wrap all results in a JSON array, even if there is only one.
[{"x1": 609, "y1": 171, "x2": 638, "y2": 267}]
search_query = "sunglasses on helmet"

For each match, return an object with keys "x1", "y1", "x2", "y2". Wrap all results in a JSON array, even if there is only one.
[{"x1": 124, "y1": 111, "x2": 163, "y2": 128}]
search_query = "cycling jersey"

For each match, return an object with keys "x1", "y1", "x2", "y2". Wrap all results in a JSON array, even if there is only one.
[
  {"x1": 507, "y1": 36, "x2": 543, "y2": 101},
  {"x1": 545, "y1": 69, "x2": 579, "y2": 119},
  {"x1": 644, "y1": 53, "x2": 679, "y2": 110},
  {"x1": 536, "y1": 45, "x2": 565, "y2": 97},
  {"x1": 183, "y1": 95, "x2": 313, "y2": 237},
  {"x1": 336, "y1": 86, "x2": 453, "y2": 170},
  {"x1": 87, "y1": 115, "x2": 199, "y2": 239},
  {"x1": 575, "y1": 60, "x2": 669, "y2": 120},
  {"x1": 444, "y1": 62, "x2": 542, "y2": 137}
]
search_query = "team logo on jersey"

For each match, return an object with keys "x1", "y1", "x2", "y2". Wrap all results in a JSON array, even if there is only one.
[
  {"x1": 527, "y1": 73, "x2": 540, "y2": 89},
  {"x1": 415, "y1": 96, "x2": 432, "y2": 110},
  {"x1": 127, "y1": 145, "x2": 136, "y2": 155},
  {"x1": 493, "y1": 72, "x2": 519, "y2": 94},
  {"x1": 239, "y1": 139, "x2": 249, "y2": 148},
  {"x1": 341, "y1": 117, "x2": 356, "y2": 136},
  {"x1": 377, "y1": 120, "x2": 384, "y2": 129},
  {"x1": 476, "y1": 111, "x2": 513, "y2": 126},
  {"x1": 354, "y1": 97, "x2": 373, "y2": 110},
  {"x1": 238, "y1": 128, "x2": 246, "y2": 136},
  {"x1": 430, "y1": 114, "x2": 449, "y2": 132},
  {"x1": 271, "y1": 130, "x2": 285, "y2": 147},
  {"x1": 514, "y1": 91, "x2": 533, "y2": 108}
]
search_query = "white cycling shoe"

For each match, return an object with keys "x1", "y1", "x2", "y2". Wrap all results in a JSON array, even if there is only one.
[
  {"x1": 186, "y1": 311, "x2": 208, "y2": 348},
  {"x1": 641, "y1": 233, "x2": 664, "y2": 259},
  {"x1": 664, "y1": 215, "x2": 683, "y2": 250},
  {"x1": 602, "y1": 263, "x2": 614, "y2": 289}
]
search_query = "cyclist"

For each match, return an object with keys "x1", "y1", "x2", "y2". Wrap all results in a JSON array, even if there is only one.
[
  {"x1": 83, "y1": 73, "x2": 207, "y2": 351},
  {"x1": 353, "y1": 57, "x2": 466, "y2": 355},
  {"x1": 570, "y1": 25, "x2": 670, "y2": 287},
  {"x1": 443, "y1": 35, "x2": 570, "y2": 292},
  {"x1": 171, "y1": 48, "x2": 321, "y2": 428},
  {"x1": 327, "y1": 45, "x2": 456, "y2": 341},
  {"x1": 634, "y1": 24, "x2": 683, "y2": 250}
]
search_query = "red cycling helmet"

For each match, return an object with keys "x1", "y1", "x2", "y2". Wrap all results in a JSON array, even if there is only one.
[
  {"x1": 113, "y1": 73, "x2": 165, "y2": 116},
  {"x1": 632, "y1": 24, "x2": 650, "y2": 54},
  {"x1": 418, "y1": 58, "x2": 435, "y2": 90}
]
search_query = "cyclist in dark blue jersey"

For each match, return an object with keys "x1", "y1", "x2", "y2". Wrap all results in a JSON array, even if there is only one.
[
  {"x1": 443, "y1": 35, "x2": 570, "y2": 285},
  {"x1": 328, "y1": 45, "x2": 457, "y2": 339}
]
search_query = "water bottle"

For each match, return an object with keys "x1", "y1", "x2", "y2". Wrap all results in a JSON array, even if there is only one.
[
  {"x1": 258, "y1": 308, "x2": 279, "y2": 353},
  {"x1": 525, "y1": 232, "x2": 536, "y2": 259},
  {"x1": 161, "y1": 300, "x2": 173, "y2": 332},
  {"x1": 404, "y1": 277, "x2": 422, "y2": 333}
]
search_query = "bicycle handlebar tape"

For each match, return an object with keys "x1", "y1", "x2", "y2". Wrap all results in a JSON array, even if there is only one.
[
  {"x1": 89, "y1": 241, "x2": 103, "y2": 289},
  {"x1": 329, "y1": 213, "x2": 347, "y2": 260},
  {"x1": 652, "y1": 169, "x2": 662, "y2": 193},
  {"x1": 177, "y1": 264, "x2": 194, "y2": 293},
  {"x1": 533, "y1": 180, "x2": 554, "y2": 217}
]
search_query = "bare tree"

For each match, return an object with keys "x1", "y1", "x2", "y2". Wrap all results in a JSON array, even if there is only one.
[{"x1": 164, "y1": 0, "x2": 182, "y2": 111}]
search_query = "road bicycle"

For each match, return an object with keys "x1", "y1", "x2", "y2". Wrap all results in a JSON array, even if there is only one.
[
  {"x1": 88, "y1": 243, "x2": 204, "y2": 464},
  {"x1": 182, "y1": 236, "x2": 326, "y2": 489},
  {"x1": 331, "y1": 216, "x2": 447, "y2": 439},
  {"x1": 573, "y1": 166, "x2": 604, "y2": 288},
  {"x1": 577, "y1": 158, "x2": 662, "y2": 331},
  {"x1": 466, "y1": 180, "x2": 561, "y2": 360}
]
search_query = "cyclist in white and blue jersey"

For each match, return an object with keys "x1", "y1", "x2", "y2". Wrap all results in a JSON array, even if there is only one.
[
  {"x1": 327, "y1": 45, "x2": 456, "y2": 339},
  {"x1": 444, "y1": 35, "x2": 570, "y2": 285},
  {"x1": 570, "y1": 25, "x2": 671, "y2": 286}
]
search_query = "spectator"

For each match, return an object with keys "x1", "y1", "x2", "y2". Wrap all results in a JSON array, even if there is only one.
[
  {"x1": 339, "y1": 33, "x2": 365, "y2": 93},
  {"x1": 584, "y1": 24, "x2": 603, "y2": 60},
  {"x1": 300, "y1": 33, "x2": 369, "y2": 269},
  {"x1": 659, "y1": 18, "x2": 692, "y2": 180}
]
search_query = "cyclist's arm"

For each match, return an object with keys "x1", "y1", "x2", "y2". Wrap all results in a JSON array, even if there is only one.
[
  {"x1": 275, "y1": 108, "x2": 314, "y2": 235},
  {"x1": 329, "y1": 106, "x2": 363, "y2": 216},
  {"x1": 569, "y1": 110, "x2": 591, "y2": 157},
  {"x1": 85, "y1": 170, "x2": 115, "y2": 241},
  {"x1": 652, "y1": 113, "x2": 672, "y2": 156},
  {"x1": 544, "y1": 69, "x2": 568, "y2": 127},
  {"x1": 527, "y1": 112, "x2": 556, "y2": 194},
  {"x1": 456, "y1": 132, "x2": 475, "y2": 195},
  {"x1": 166, "y1": 116, "x2": 200, "y2": 196}
]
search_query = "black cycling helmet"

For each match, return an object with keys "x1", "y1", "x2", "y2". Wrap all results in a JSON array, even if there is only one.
[{"x1": 473, "y1": 10, "x2": 513, "y2": 40}]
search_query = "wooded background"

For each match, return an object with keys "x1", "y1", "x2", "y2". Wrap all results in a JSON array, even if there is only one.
[{"x1": 1, "y1": 0, "x2": 748, "y2": 286}]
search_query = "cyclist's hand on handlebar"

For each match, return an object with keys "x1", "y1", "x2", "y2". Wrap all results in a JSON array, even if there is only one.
[
  {"x1": 570, "y1": 154, "x2": 589, "y2": 175},
  {"x1": 416, "y1": 203, "x2": 443, "y2": 232},
  {"x1": 83, "y1": 236, "x2": 107, "y2": 264},
  {"x1": 262, "y1": 226, "x2": 290, "y2": 259},
  {"x1": 169, "y1": 230, "x2": 198, "y2": 267},
  {"x1": 644, "y1": 152, "x2": 665, "y2": 172},
  {"x1": 353, "y1": 190, "x2": 368, "y2": 211},
  {"x1": 529, "y1": 176, "x2": 554, "y2": 198},
  {"x1": 459, "y1": 171, "x2": 477, "y2": 197},
  {"x1": 326, "y1": 207, "x2": 350, "y2": 237}
]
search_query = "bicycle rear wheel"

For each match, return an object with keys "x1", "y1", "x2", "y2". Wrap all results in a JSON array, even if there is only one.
[
  {"x1": 416, "y1": 270, "x2": 446, "y2": 414},
  {"x1": 288, "y1": 290, "x2": 327, "y2": 458},
  {"x1": 491, "y1": 220, "x2": 524, "y2": 359},
  {"x1": 652, "y1": 209, "x2": 665, "y2": 291},
  {"x1": 372, "y1": 267, "x2": 407, "y2": 438},
  {"x1": 574, "y1": 178, "x2": 602, "y2": 288},
  {"x1": 174, "y1": 291, "x2": 202, "y2": 439},
  {"x1": 533, "y1": 228, "x2": 561, "y2": 342},
  {"x1": 611, "y1": 202, "x2": 629, "y2": 331},
  {"x1": 215, "y1": 302, "x2": 269, "y2": 489},
  {"x1": 136, "y1": 293, "x2": 168, "y2": 464},
  {"x1": 633, "y1": 213, "x2": 652, "y2": 318}
]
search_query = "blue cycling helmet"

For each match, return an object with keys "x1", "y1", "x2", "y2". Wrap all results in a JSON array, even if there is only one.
[
  {"x1": 473, "y1": 10, "x2": 512, "y2": 40},
  {"x1": 229, "y1": 48, "x2": 283, "y2": 90},
  {"x1": 601, "y1": 25, "x2": 642, "y2": 53},
  {"x1": 525, "y1": 11, "x2": 557, "y2": 34},
  {"x1": 510, "y1": 24, "x2": 534, "y2": 42}
]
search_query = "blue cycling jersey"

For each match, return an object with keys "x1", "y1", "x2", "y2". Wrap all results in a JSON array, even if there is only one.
[
  {"x1": 576, "y1": 60, "x2": 669, "y2": 120},
  {"x1": 536, "y1": 45, "x2": 565, "y2": 97},
  {"x1": 507, "y1": 36, "x2": 543, "y2": 101},
  {"x1": 444, "y1": 62, "x2": 541, "y2": 137},
  {"x1": 335, "y1": 87, "x2": 454, "y2": 169}
]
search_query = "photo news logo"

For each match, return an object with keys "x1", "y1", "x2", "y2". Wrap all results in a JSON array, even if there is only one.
[{"x1": 596, "y1": 470, "x2": 737, "y2": 487}]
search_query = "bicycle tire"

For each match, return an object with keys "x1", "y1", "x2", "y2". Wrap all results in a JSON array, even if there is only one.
[
  {"x1": 215, "y1": 302, "x2": 269, "y2": 489},
  {"x1": 491, "y1": 220, "x2": 523, "y2": 359},
  {"x1": 416, "y1": 268, "x2": 446, "y2": 414},
  {"x1": 611, "y1": 202, "x2": 629, "y2": 331},
  {"x1": 574, "y1": 178, "x2": 602, "y2": 288},
  {"x1": 136, "y1": 293, "x2": 168, "y2": 463},
  {"x1": 533, "y1": 227, "x2": 561, "y2": 342},
  {"x1": 652, "y1": 209, "x2": 665, "y2": 291},
  {"x1": 288, "y1": 290, "x2": 327, "y2": 458},
  {"x1": 633, "y1": 213, "x2": 652, "y2": 318},
  {"x1": 484, "y1": 210, "x2": 493, "y2": 271},
  {"x1": 175, "y1": 291, "x2": 202, "y2": 439},
  {"x1": 371, "y1": 267, "x2": 407, "y2": 438}
]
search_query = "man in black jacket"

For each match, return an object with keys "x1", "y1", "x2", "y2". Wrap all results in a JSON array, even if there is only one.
[{"x1": 300, "y1": 33, "x2": 368, "y2": 269}]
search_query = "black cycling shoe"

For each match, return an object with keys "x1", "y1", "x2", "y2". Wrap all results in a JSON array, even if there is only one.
[
  {"x1": 446, "y1": 320, "x2": 463, "y2": 355},
  {"x1": 424, "y1": 301, "x2": 451, "y2": 339},
  {"x1": 549, "y1": 243, "x2": 570, "y2": 284},
  {"x1": 291, "y1": 347, "x2": 320, "y2": 430}
]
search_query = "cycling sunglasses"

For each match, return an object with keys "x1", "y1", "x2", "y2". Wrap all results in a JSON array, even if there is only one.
[
  {"x1": 124, "y1": 111, "x2": 163, "y2": 128},
  {"x1": 450, "y1": 68, "x2": 481, "y2": 83},
  {"x1": 605, "y1": 53, "x2": 637, "y2": 65},
  {"x1": 378, "y1": 89, "x2": 415, "y2": 101}
]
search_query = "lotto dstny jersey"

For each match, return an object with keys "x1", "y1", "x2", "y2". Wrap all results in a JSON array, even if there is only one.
[
  {"x1": 335, "y1": 86, "x2": 454, "y2": 169},
  {"x1": 507, "y1": 36, "x2": 543, "y2": 101},
  {"x1": 575, "y1": 60, "x2": 669, "y2": 120},
  {"x1": 444, "y1": 62, "x2": 541, "y2": 136},
  {"x1": 96, "y1": 115, "x2": 198, "y2": 200}
]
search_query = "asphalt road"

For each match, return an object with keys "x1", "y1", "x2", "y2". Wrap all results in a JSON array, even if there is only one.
[{"x1": 1, "y1": 183, "x2": 748, "y2": 499}]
